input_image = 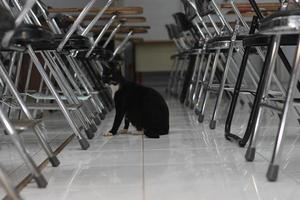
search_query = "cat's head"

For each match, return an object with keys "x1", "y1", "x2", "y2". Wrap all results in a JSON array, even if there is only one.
[{"x1": 102, "y1": 62, "x2": 124, "y2": 85}]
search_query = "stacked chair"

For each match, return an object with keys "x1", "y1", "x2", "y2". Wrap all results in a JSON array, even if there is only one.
[
  {"x1": 167, "y1": 0, "x2": 300, "y2": 182},
  {"x1": 0, "y1": 0, "x2": 138, "y2": 198}
]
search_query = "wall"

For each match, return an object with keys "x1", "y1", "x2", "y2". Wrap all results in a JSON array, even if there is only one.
[{"x1": 135, "y1": 42, "x2": 176, "y2": 72}]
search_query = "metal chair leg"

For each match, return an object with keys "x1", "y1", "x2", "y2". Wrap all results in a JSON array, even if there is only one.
[
  {"x1": 166, "y1": 57, "x2": 178, "y2": 94},
  {"x1": 42, "y1": 52, "x2": 96, "y2": 139},
  {"x1": 177, "y1": 57, "x2": 187, "y2": 98},
  {"x1": 0, "y1": 59, "x2": 60, "y2": 167},
  {"x1": 210, "y1": 41, "x2": 235, "y2": 129},
  {"x1": 0, "y1": 166, "x2": 23, "y2": 200},
  {"x1": 225, "y1": 46, "x2": 252, "y2": 142},
  {"x1": 0, "y1": 107, "x2": 47, "y2": 188},
  {"x1": 27, "y1": 46, "x2": 90, "y2": 150},
  {"x1": 189, "y1": 51, "x2": 206, "y2": 109},
  {"x1": 198, "y1": 50, "x2": 220, "y2": 123},
  {"x1": 245, "y1": 35, "x2": 281, "y2": 161},
  {"x1": 195, "y1": 53, "x2": 212, "y2": 115},
  {"x1": 173, "y1": 58, "x2": 183, "y2": 97},
  {"x1": 267, "y1": 36, "x2": 300, "y2": 181},
  {"x1": 180, "y1": 54, "x2": 197, "y2": 103},
  {"x1": 186, "y1": 53, "x2": 201, "y2": 107}
]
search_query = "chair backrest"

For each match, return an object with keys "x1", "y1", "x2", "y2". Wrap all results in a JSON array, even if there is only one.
[
  {"x1": 0, "y1": 5, "x2": 15, "y2": 33},
  {"x1": 172, "y1": 12, "x2": 192, "y2": 32},
  {"x1": 53, "y1": 14, "x2": 76, "y2": 32},
  {"x1": 171, "y1": 24, "x2": 184, "y2": 39},
  {"x1": 195, "y1": 0, "x2": 214, "y2": 17},
  {"x1": 181, "y1": 0, "x2": 196, "y2": 20},
  {"x1": 0, "y1": 5, "x2": 15, "y2": 44},
  {"x1": 165, "y1": 24, "x2": 174, "y2": 39},
  {"x1": 31, "y1": 0, "x2": 49, "y2": 21}
]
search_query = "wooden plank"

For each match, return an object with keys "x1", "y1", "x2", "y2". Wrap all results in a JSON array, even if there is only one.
[
  {"x1": 226, "y1": 10, "x2": 274, "y2": 17},
  {"x1": 220, "y1": 2, "x2": 280, "y2": 11},
  {"x1": 115, "y1": 36, "x2": 144, "y2": 43},
  {"x1": 48, "y1": 7, "x2": 143, "y2": 15},
  {"x1": 91, "y1": 26, "x2": 150, "y2": 34},
  {"x1": 204, "y1": 21, "x2": 251, "y2": 28},
  {"x1": 76, "y1": 15, "x2": 146, "y2": 23}
]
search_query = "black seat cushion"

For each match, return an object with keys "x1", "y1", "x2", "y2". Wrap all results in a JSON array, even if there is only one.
[
  {"x1": 11, "y1": 24, "x2": 54, "y2": 45},
  {"x1": 207, "y1": 35, "x2": 247, "y2": 44},
  {"x1": 173, "y1": 12, "x2": 193, "y2": 31},
  {"x1": 261, "y1": 10, "x2": 300, "y2": 25},
  {"x1": 165, "y1": 24, "x2": 174, "y2": 39},
  {"x1": 195, "y1": 0, "x2": 214, "y2": 17},
  {"x1": 0, "y1": 5, "x2": 16, "y2": 42},
  {"x1": 76, "y1": 47, "x2": 113, "y2": 60},
  {"x1": 0, "y1": 6, "x2": 15, "y2": 33},
  {"x1": 52, "y1": 14, "x2": 75, "y2": 30},
  {"x1": 243, "y1": 34, "x2": 299, "y2": 47},
  {"x1": 169, "y1": 24, "x2": 182, "y2": 38},
  {"x1": 54, "y1": 35, "x2": 91, "y2": 50},
  {"x1": 30, "y1": 34, "x2": 91, "y2": 51}
]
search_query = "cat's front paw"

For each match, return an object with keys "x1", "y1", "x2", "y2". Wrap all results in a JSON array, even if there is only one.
[
  {"x1": 103, "y1": 132, "x2": 113, "y2": 137},
  {"x1": 119, "y1": 129, "x2": 129, "y2": 134}
]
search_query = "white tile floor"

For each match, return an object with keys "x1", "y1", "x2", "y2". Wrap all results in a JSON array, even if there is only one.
[{"x1": 7, "y1": 98, "x2": 300, "y2": 199}]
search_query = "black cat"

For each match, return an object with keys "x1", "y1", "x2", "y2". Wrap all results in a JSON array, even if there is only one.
[{"x1": 103, "y1": 66, "x2": 169, "y2": 138}]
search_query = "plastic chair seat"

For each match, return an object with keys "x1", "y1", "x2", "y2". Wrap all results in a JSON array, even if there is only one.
[
  {"x1": 207, "y1": 35, "x2": 246, "y2": 43},
  {"x1": 0, "y1": 6, "x2": 15, "y2": 39},
  {"x1": 52, "y1": 14, "x2": 74, "y2": 30},
  {"x1": 259, "y1": 10, "x2": 300, "y2": 35},
  {"x1": 207, "y1": 35, "x2": 246, "y2": 49},
  {"x1": 243, "y1": 34, "x2": 299, "y2": 47},
  {"x1": 11, "y1": 24, "x2": 54, "y2": 45},
  {"x1": 195, "y1": 0, "x2": 214, "y2": 17},
  {"x1": 76, "y1": 47, "x2": 113, "y2": 59},
  {"x1": 0, "y1": 119, "x2": 42, "y2": 133},
  {"x1": 173, "y1": 12, "x2": 193, "y2": 32},
  {"x1": 54, "y1": 35, "x2": 91, "y2": 50},
  {"x1": 30, "y1": 35, "x2": 91, "y2": 51}
]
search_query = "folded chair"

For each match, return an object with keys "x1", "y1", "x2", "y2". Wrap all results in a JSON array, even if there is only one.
[
  {"x1": 0, "y1": 0, "x2": 48, "y2": 187},
  {"x1": 241, "y1": 0, "x2": 300, "y2": 181},
  {"x1": 3, "y1": 0, "x2": 91, "y2": 150},
  {"x1": 184, "y1": 0, "x2": 252, "y2": 130},
  {"x1": 225, "y1": 0, "x2": 300, "y2": 149}
]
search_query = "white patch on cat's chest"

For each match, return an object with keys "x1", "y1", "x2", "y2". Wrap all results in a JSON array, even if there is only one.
[{"x1": 110, "y1": 84, "x2": 120, "y2": 98}]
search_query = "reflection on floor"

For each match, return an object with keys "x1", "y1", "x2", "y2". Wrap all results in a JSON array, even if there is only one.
[{"x1": 3, "y1": 97, "x2": 300, "y2": 200}]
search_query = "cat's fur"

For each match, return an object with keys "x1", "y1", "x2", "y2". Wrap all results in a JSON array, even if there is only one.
[{"x1": 103, "y1": 66, "x2": 169, "y2": 138}]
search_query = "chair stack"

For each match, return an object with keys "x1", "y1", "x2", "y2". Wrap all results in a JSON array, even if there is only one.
[
  {"x1": 0, "y1": 0, "x2": 146, "y2": 199},
  {"x1": 166, "y1": 0, "x2": 300, "y2": 182}
]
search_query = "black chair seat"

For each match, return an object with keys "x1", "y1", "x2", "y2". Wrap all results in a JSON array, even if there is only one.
[
  {"x1": 173, "y1": 12, "x2": 193, "y2": 32},
  {"x1": 11, "y1": 24, "x2": 54, "y2": 45},
  {"x1": 0, "y1": 6, "x2": 15, "y2": 37},
  {"x1": 243, "y1": 34, "x2": 299, "y2": 47},
  {"x1": 54, "y1": 35, "x2": 91, "y2": 50},
  {"x1": 207, "y1": 35, "x2": 247, "y2": 44},
  {"x1": 259, "y1": 10, "x2": 300, "y2": 34},
  {"x1": 261, "y1": 10, "x2": 300, "y2": 24},
  {"x1": 76, "y1": 47, "x2": 113, "y2": 60},
  {"x1": 195, "y1": 0, "x2": 214, "y2": 17},
  {"x1": 30, "y1": 35, "x2": 91, "y2": 51},
  {"x1": 52, "y1": 14, "x2": 74, "y2": 30}
]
